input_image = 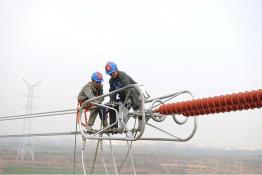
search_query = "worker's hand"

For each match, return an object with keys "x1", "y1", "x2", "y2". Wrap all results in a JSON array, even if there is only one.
[
  {"x1": 116, "y1": 94, "x2": 120, "y2": 100},
  {"x1": 105, "y1": 101, "x2": 118, "y2": 107}
]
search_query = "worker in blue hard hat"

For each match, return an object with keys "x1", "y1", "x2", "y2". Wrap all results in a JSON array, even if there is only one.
[
  {"x1": 105, "y1": 61, "x2": 141, "y2": 130},
  {"x1": 77, "y1": 71, "x2": 107, "y2": 131}
]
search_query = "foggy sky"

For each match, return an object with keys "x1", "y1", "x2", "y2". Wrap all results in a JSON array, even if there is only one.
[{"x1": 0, "y1": 0, "x2": 262, "y2": 149}]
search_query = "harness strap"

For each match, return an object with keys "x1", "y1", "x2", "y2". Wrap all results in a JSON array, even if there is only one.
[{"x1": 77, "y1": 100, "x2": 92, "y2": 127}]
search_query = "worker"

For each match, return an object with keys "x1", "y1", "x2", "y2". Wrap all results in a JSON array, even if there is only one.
[
  {"x1": 77, "y1": 71, "x2": 107, "y2": 131},
  {"x1": 105, "y1": 61, "x2": 141, "y2": 130}
]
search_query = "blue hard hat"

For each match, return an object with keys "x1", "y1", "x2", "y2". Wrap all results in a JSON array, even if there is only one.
[
  {"x1": 91, "y1": 72, "x2": 103, "y2": 82},
  {"x1": 105, "y1": 62, "x2": 117, "y2": 75}
]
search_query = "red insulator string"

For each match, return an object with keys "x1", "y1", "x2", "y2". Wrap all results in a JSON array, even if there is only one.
[{"x1": 155, "y1": 89, "x2": 262, "y2": 117}]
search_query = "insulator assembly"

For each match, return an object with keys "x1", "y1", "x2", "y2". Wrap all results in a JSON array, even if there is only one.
[{"x1": 155, "y1": 89, "x2": 262, "y2": 117}]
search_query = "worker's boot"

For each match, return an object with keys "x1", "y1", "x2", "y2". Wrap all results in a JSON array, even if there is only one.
[{"x1": 85, "y1": 125, "x2": 93, "y2": 132}]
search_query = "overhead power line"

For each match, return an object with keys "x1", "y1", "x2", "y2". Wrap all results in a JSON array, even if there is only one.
[
  {"x1": 0, "y1": 109, "x2": 76, "y2": 119},
  {"x1": 0, "y1": 109, "x2": 77, "y2": 122},
  {"x1": 0, "y1": 131, "x2": 80, "y2": 138}
]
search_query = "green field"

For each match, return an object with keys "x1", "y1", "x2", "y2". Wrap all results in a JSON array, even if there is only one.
[
  {"x1": 1, "y1": 139, "x2": 262, "y2": 174},
  {"x1": 3, "y1": 165, "x2": 77, "y2": 174}
]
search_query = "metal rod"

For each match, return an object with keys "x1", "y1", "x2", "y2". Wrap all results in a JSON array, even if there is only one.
[
  {"x1": 127, "y1": 141, "x2": 136, "y2": 175},
  {"x1": 118, "y1": 139, "x2": 134, "y2": 172},
  {"x1": 91, "y1": 139, "x2": 100, "y2": 174},
  {"x1": 99, "y1": 139, "x2": 109, "y2": 175},
  {"x1": 81, "y1": 140, "x2": 87, "y2": 175},
  {"x1": 109, "y1": 137, "x2": 118, "y2": 175}
]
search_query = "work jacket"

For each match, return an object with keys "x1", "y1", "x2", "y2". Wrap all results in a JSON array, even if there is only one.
[
  {"x1": 109, "y1": 71, "x2": 136, "y2": 101},
  {"x1": 77, "y1": 81, "x2": 104, "y2": 104}
]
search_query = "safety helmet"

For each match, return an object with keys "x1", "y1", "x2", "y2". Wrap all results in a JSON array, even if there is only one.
[
  {"x1": 105, "y1": 62, "x2": 117, "y2": 75},
  {"x1": 91, "y1": 71, "x2": 103, "y2": 83}
]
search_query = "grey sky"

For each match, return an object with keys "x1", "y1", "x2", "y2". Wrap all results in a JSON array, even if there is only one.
[{"x1": 0, "y1": 0, "x2": 262, "y2": 149}]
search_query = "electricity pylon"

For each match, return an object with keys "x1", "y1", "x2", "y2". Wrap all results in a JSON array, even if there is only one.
[{"x1": 16, "y1": 79, "x2": 41, "y2": 161}]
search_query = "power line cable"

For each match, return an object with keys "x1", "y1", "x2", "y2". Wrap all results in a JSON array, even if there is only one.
[
  {"x1": 0, "y1": 131, "x2": 80, "y2": 138},
  {"x1": 0, "y1": 109, "x2": 76, "y2": 119},
  {"x1": 0, "y1": 111, "x2": 76, "y2": 122}
]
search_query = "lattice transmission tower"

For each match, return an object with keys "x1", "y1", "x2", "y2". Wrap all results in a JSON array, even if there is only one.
[{"x1": 17, "y1": 79, "x2": 41, "y2": 161}]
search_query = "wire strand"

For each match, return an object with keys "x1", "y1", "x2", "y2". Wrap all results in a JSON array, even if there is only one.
[
  {"x1": 0, "y1": 131, "x2": 81, "y2": 138},
  {"x1": 0, "y1": 112, "x2": 76, "y2": 122},
  {"x1": 0, "y1": 109, "x2": 76, "y2": 119}
]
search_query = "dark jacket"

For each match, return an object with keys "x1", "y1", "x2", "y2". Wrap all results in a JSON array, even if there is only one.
[{"x1": 109, "y1": 71, "x2": 136, "y2": 101}]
